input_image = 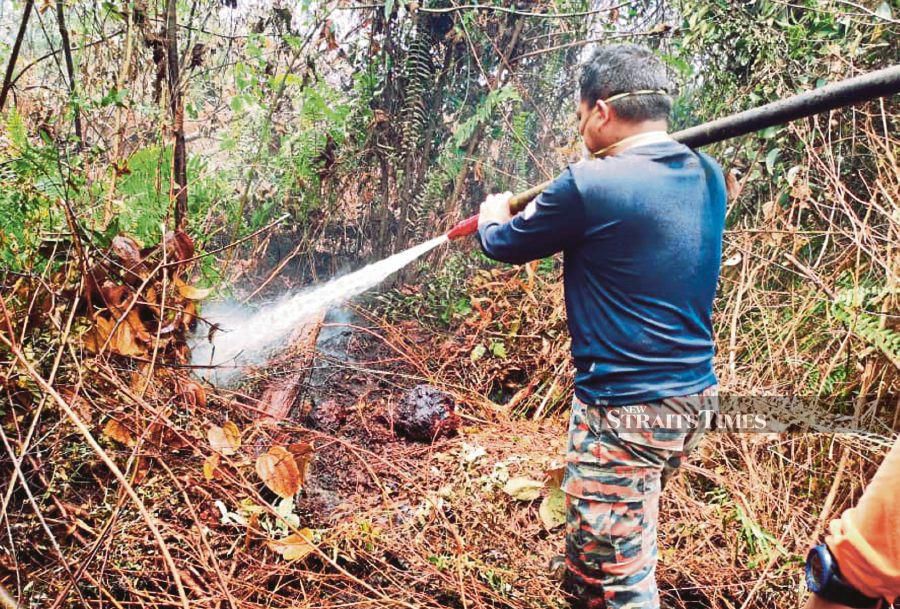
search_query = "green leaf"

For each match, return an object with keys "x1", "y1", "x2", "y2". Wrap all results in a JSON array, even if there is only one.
[
  {"x1": 539, "y1": 487, "x2": 566, "y2": 529},
  {"x1": 765, "y1": 148, "x2": 781, "y2": 175},
  {"x1": 470, "y1": 343, "x2": 486, "y2": 362},
  {"x1": 490, "y1": 341, "x2": 507, "y2": 359},
  {"x1": 875, "y1": 2, "x2": 892, "y2": 20},
  {"x1": 100, "y1": 87, "x2": 128, "y2": 107}
]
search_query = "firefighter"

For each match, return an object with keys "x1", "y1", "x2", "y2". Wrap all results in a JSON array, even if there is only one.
[
  {"x1": 804, "y1": 437, "x2": 900, "y2": 609},
  {"x1": 478, "y1": 44, "x2": 725, "y2": 609}
]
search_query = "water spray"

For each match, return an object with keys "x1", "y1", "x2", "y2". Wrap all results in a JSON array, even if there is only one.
[
  {"x1": 445, "y1": 65, "x2": 900, "y2": 240},
  {"x1": 192, "y1": 235, "x2": 449, "y2": 385}
]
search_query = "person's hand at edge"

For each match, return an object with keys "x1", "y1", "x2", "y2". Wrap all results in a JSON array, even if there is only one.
[{"x1": 478, "y1": 191, "x2": 513, "y2": 228}]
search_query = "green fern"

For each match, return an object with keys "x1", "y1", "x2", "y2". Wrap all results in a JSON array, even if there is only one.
[
  {"x1": 409, "y1": 146, "x2": 465, "y2": 240},
  {"x1": 452, "y1": 85, "x2": 520, "y2": 149},
  {"x1": 831, "y1": 287, "x2": 900, "y2": 365},
  {"x1": 399, "y1": 27, "x2": 435, "y2": 159},
  {"x1": 0, "y1": 109, "x2": 68, "y2": 271}
]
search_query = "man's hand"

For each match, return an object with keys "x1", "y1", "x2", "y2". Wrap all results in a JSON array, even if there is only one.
[{"x1": 478, "y1": 191, "x2": 513, "y2": 228}]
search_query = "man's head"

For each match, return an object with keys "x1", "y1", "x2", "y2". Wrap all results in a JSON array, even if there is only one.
[{"x1": 577, "y1": 44, "x2": 673, "y2": 154}]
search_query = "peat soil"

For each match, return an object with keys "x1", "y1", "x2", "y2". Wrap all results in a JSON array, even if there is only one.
[
  {"x1": 244, "y1": 306, "x2": 575, "y2": 608},
  {"x1": 243, "y1": 306, "x2": 734, "y2": 609}
]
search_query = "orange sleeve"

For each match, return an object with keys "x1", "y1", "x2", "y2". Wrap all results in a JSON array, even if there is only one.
[{"x1": 825, "y1": 437, "x2": 900, "y2": 603}]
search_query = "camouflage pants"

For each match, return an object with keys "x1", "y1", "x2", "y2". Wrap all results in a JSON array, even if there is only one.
[{"x1": 561, "y1": 386, "x2": 718, "y2": 609}]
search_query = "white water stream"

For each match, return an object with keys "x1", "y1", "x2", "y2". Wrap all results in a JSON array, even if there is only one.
[{"x1": 191, "y1": 235, "x2": 449, "y2": 386}]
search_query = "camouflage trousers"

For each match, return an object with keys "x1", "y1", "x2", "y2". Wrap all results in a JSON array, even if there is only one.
[{"x1": 561, "y1": 386, "x2": 718, "y2": 609}]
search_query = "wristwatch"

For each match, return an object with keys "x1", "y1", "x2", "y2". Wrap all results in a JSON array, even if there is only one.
[{"x1": 805, "y1": 544, "x2": 881, "y2": 608}]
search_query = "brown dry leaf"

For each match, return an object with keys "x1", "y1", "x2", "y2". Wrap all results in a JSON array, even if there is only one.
[
  {"x1": 123, "y1": 309, "x2": 153, "y2": 344},
  {"x1": 725, "y1": 169, "x2": 742, "y2": 201},
  {"x1": 110, "y1": 235, "x2": 144, "y2": 270},
  {"x1": 100, "y1": 281, "x2": 130, "y2": 308},
  {"x1": 208, "y1": 421, "x2": 241, "y2": 455},
  {"x1": 164, "y1": 230, "x2": 195, "y2": 265},
  {"x1": 175, "y1": 278, "x2": 212, "y2": 300},
  {"x1": 182, "y1": 380, "x2": 206, "y2": 408},
  {"x1": 148, "y1": 420, "x2": 190, "y2": 451},
  {"x1": 287, "y1": 442, "x2": 314, "y2": 487},
  {"x1": 203, "y1": 453, "x2": 220, "y2": 481},
  {"x1": 181, "y1": 300, "x2": 197, "y2": 329},
  {"x1": 132, "y1": 455, "x2": 152, "y2": 486},
  {"x1": 266, "y1": 528, "x2": 315, "y2": 562},
  {"x1": 59, "y1": 388, "x2": 92, "y2": 425},
  {"x1": 82, "y1": 315, "x2": 114, "y2": 353},
  {"x1": 109, "y1": 316, "x2": 147, "y2": 357},
  {"x1": 83, "y1": 314, "x2": 147, "y2": 357},
  {"x1": 103, "y1": 418, "x2": 135, "y2": 447},
  {"x1": 544, "y1": 465, "x2": 565, "y2": 489},
  {"x1": 256, "y1": 446, "x2": 302, "y2": 499}
]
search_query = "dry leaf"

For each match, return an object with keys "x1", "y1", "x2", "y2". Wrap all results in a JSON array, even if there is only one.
[
  {"x1": 538, "y1": 487, "x2": 566, "y2": 530},
  {"x1": 60, "y1": 389, "x2": 92, "y2": 424},
  {"x1": 725, "y1": 169, "x2": 742, "y2": 201},
  {"x1": 203, "y1": 453, "x2": 220, "y2": 481},
  {"x1": 164, "y1": 230, "x2": 195, "y2": 265},
  {"x1": 503, "y1": 477, "x2": 543, "y2": 501},
  {"x1": 208, "y1": 421, "x2": 241, "y2": 455},
  {"x1": 182, "y1": 380, "x2": 206, "y2": 408},
  {"x1": 175, "y1": 279, "x2": 212, "y2": 300},
  {"x1": 256, "y1": 446, "x2": 302, "y2": 499},
  {"x1": 83, "y1": 314, "x2": 147, "y2": 357},
  {"x1": 103, "y1": 418, "x2": 135, "y2": 447},
  {"x1": 287, "y1": 442, "x2": 314, "y2": 487},
  {"x1": 544, "y1": 465, "x2": 565, "y2": 489},
  {"x1": 110, "y1": 235, "x2": 144, "y2": 271},
  {"x1": 267, "y1": 528, "x2": 315, "y2": 562}
]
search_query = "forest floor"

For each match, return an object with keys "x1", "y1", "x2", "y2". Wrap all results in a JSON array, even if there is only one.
[
  {"x1": 7, "y1": 283, "x2": 888, "y2": 609},
  {"x1": 132, "y1": 303, "x2": 870, "y2": 609}
]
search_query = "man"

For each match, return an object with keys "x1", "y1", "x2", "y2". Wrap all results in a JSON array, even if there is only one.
[
  {"x1": 477, "y1": 44, "x2": 726, "y2": 609},
  {"x1": 804, "y1": 436, "x2": 899, "y2": 609}
]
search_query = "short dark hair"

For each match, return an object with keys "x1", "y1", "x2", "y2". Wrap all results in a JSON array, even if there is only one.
[{"x1": 579, "y1": 44, "x2": 672, "y2": 122}]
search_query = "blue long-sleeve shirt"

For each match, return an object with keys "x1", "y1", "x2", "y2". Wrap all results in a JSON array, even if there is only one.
[{"x1": 479, "y1": 141, "x2": 726, "y2": 406}]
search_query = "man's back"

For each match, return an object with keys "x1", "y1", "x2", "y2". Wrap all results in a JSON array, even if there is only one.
[
  {"x1": 568, "y1": 141, "x2": 726, "y2": 405},
  {"x1": 479, "y1": 141, "x2": 726, "y2": 405}
]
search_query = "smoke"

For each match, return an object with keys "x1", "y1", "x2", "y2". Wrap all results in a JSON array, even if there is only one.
[{"x1": 190, "y1": 234, "x2": 449, "y2": 386}]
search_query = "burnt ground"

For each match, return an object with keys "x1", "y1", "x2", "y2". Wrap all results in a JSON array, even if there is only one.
[
  {"x1": 223, "y1": 306, "x2": 770, "y2": 609},
  {"x1": 10, "y1": 303, "x2": 822, "y2": 608},
  {"x1": 235, "y1": 306, "x2": 576, "y2": 608}
]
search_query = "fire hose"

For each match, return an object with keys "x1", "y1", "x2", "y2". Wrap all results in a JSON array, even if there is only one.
[{"x1": 446, "y1": 64, "x2": 900, "y2": 240}]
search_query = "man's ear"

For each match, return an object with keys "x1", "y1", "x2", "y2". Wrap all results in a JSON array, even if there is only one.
[{"x1": 591, "y1": 100, "x2": 614, "y2": 130}]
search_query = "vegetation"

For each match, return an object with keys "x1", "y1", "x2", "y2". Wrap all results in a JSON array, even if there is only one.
[{"x1": 0, "y1": 1, "x2": 896, "y2": 608}]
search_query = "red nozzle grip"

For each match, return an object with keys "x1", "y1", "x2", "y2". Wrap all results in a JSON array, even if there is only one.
[{"x1": 446, "y1": 214, "x2": 480, "y2": 240}]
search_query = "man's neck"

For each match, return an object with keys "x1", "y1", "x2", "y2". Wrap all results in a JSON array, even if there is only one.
[{"x1": 596, "y1": 121, "x2": 671, "y2": 158}]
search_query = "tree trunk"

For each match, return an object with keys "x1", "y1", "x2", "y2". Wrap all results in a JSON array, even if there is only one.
[
  {"x1": 0, "y1": 0, "x2": 35, "y2": 110},
  {"x1": 55, "y1": 0, "x2": 83, "y2": 147},
  {"x1": 166, "y1": 0, "x2": 188, "y2": 230}
]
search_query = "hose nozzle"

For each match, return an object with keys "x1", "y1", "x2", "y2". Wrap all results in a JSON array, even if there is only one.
[
  {"x1": 446, "y1": 215, "x2": 479, "y2": 240},
  {"x1": 445, "y1": 180, "x2": 551, "y2": 241}
]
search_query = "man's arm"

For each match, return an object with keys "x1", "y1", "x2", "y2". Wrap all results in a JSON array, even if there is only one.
[
  {"x1": 478, "y1": 168, "x2": 585, "y2": 265},
  {"x1": 806, "y1": 437, "x2": 900, "y2": 607}
]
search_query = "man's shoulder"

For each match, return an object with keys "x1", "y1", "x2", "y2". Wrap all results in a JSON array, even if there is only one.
[{"x1": 567, "y1": 150, "x2": 663, "y2": 193}]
